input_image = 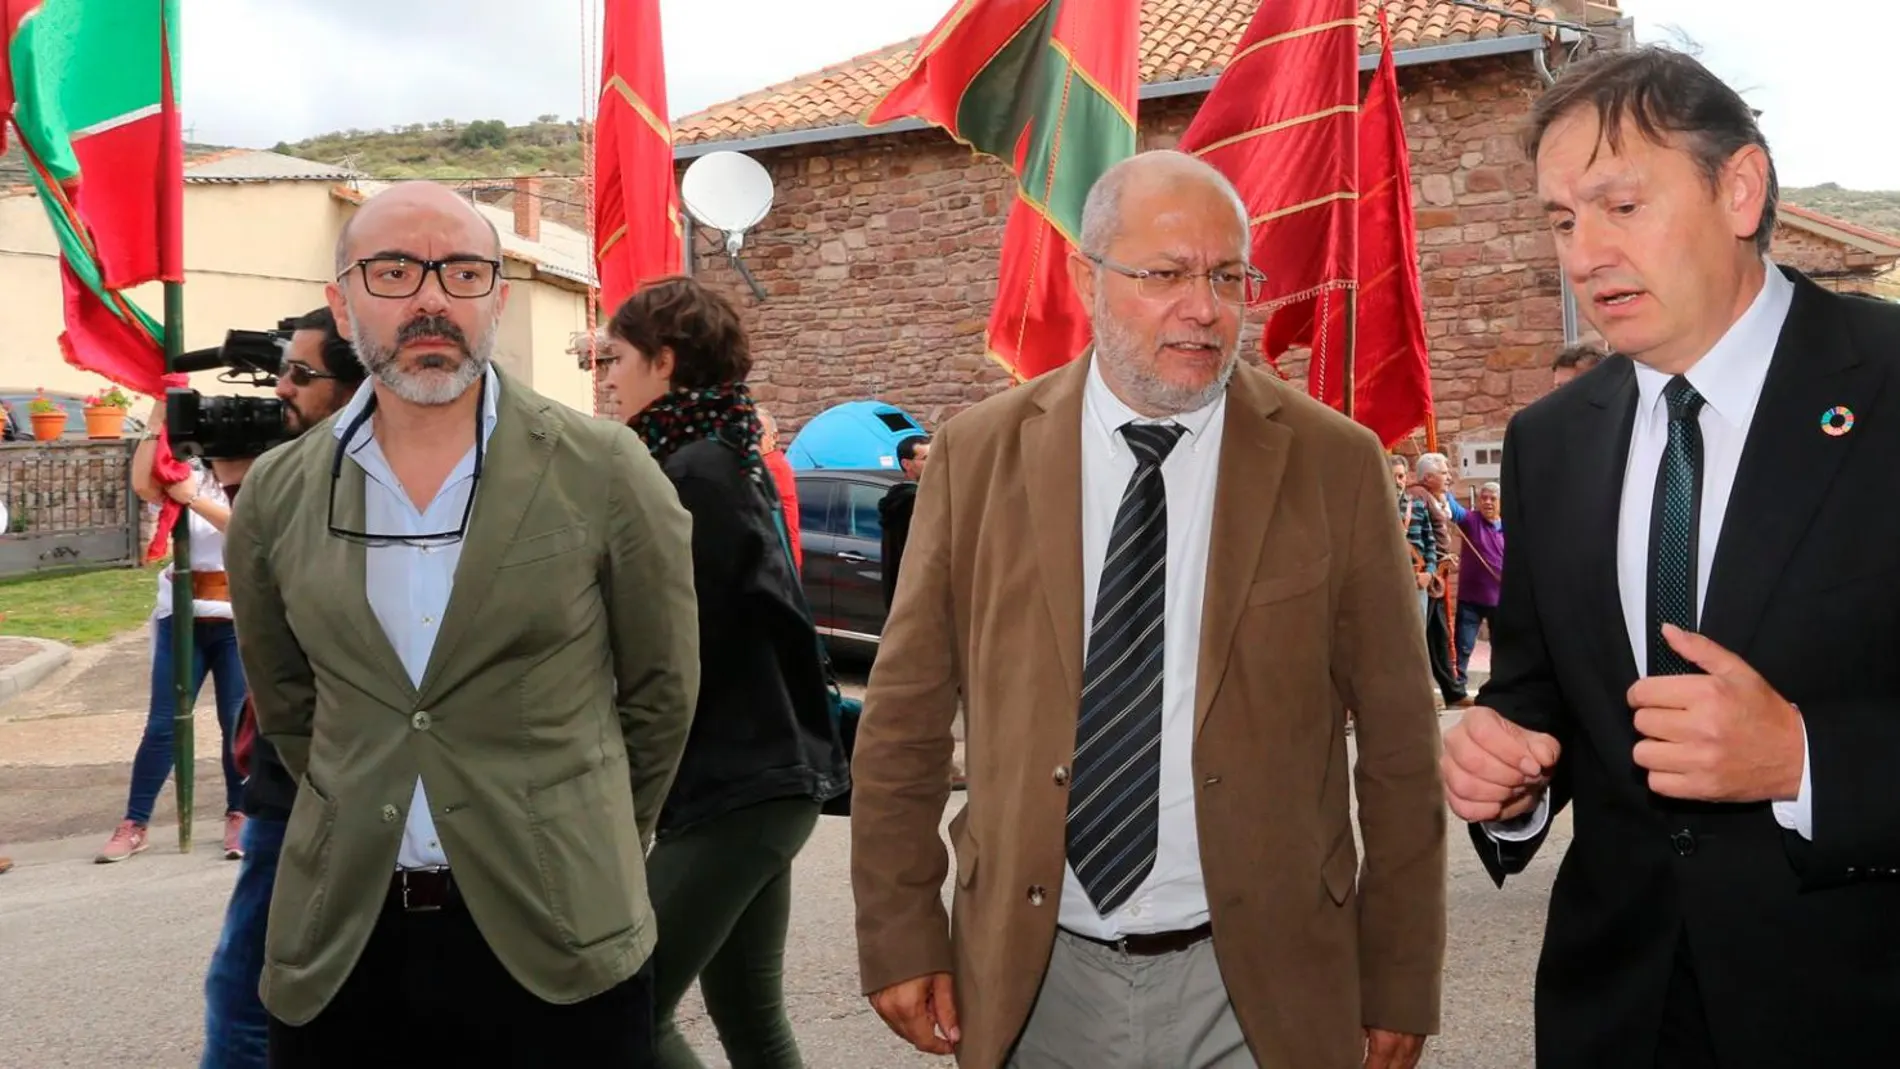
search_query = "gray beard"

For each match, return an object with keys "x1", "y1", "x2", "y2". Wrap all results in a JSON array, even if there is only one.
[
  {"x1": 347, "y1": 308, "x2": 494, "y2": 407},
  {"x1": 1092, "y1": 305, "x2": 1238, "y2": 416}
]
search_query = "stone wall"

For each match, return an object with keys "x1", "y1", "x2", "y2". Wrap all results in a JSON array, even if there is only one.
[
  {"x1": 678, "y1": 55, "x2": 1562, "y2": 449},
  {"x1": 1768, "y1": 221, "x2": 1899, "y2": 297},
  {"x1": 0, "y1": 440, "x2": 135, "y2": 538},
  {"x1": 673, "y1": 53, "x2": 1893, "y2": 455}
]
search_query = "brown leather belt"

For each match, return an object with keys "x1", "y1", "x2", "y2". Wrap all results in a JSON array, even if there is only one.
[
  {"x1": 388, "y1": 868, "x2": 458, "y2": 913},
  {"x1": 1065, "y1": 921, "x2": 1213, "y2": 957},
  {"x1": 191, "y1": 570, "x2": 230, "y2": 603}
]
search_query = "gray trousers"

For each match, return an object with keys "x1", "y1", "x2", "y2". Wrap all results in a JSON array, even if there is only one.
[{"x1": 1005, "y1": 929, "x2": 1256, "y2": 1069}]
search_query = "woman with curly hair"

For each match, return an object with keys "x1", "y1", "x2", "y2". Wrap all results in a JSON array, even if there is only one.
[{"x1": 597, "y1": 276, "x2": 849, "y2": 1068}]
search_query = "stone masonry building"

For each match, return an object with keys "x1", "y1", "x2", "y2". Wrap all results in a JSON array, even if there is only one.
[{"x1": 662, "y1": 0, "x2": 1899, "y2": 479}]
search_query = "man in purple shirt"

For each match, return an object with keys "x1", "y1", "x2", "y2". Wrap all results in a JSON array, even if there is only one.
[{"x1": 1446, "y1": 482, "x2": 1504, "y2": 688}]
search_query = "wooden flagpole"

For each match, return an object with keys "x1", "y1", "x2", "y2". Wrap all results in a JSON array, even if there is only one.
[{"x1": 1341, "y1": 286, "x2": 1357, "y2": 419}]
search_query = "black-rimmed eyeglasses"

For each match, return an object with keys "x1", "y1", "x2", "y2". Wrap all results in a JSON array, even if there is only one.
[
  {"x1": 1086, "y1": 254, "x2": 1266, "y2": 306},
  {"x1": 327, "y1": 377, "x2": 485, "y2": 548},
  {"x1": 337, "y1": 257, "x2": 502, "y2": 300}
]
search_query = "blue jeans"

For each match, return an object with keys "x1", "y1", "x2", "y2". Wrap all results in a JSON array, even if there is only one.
[
  {"x1": 201, "y1": 816, "x2": 284, "y2": 1069},
  {"x1": 1455, "y1": 601, "x2": 1495, "y2": 687},
  {"x1": 125, "y1": 615, "x2": 246, "y2": 824}
]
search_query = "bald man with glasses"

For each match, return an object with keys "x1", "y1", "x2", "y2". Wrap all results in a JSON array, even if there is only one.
[{"x1": 227, "y1": 182, "x2": 700, "y2": 1066}]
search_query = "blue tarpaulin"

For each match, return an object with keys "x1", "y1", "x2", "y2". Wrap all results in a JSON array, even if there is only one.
[{"x1": 786, "y1": 401, "x2": 927, "y2": 471}]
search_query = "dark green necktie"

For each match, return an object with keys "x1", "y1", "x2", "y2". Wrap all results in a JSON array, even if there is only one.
[{"x1": 1647, "y1": 376, "x2": 1705, "y2": 676}]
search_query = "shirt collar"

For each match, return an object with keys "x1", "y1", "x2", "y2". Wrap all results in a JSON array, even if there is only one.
[
  {"x1": 1632, "y1": 260, "x2": 1794, "y2": 423},
  {"x1": 335, "y1": 363, "x2": 502, "y2": 455},
  {"x1": 1083, "y1": 352, "x2": 1225, "y2": 454}
]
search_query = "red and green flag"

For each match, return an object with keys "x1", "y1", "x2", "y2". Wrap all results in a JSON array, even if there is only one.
[
  {"x1": 4, "y1": 0, "x2": 189, "y2": 560},
  {"x1": 594, "y1": 0, "x2": 681, "y2": 316},
  {"x1": 3, "y1": 0, "x2": 184, "y2": 398},
  {"x1": 866, "y1": 0, "x2": 1141, "y2": 381}
]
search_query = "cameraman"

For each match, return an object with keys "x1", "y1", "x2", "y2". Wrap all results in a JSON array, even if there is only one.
[{"x1": 200, "y1": 306, "x2": 364, "y2": 1069}]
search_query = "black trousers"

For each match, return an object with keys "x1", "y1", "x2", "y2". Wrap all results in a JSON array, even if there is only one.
[
  {"x1": 267, "y1": 878, "x2": 655, "y2": 1068},
  {"x1": 1425, "y1": 596, "x2": 1466, "y2": 703},
  {"x1": 1655, "y1": 938, "x2": 1719, "y2": 1069}
]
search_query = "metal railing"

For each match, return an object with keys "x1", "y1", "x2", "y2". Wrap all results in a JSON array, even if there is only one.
[{"x1": 0, "y1": 439, "x2": 140, "y2": 576}]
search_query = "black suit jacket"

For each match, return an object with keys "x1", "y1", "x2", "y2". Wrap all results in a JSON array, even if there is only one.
[{"x1": 1474, "y1": 268, "x2": 1900, "y2": 1069}]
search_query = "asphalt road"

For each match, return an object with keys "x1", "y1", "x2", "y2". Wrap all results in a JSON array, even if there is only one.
[{"x1": 0, "y1": 633, "x2": 1564, "y2": 1068}]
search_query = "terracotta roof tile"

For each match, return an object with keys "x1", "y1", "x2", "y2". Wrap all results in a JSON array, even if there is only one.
[
  {"x1": 676, "y1": 0, "x2": 1555, "y2": 145},
  {"x1": 1780, "y1": 203, "x2": 1900, "y2": 255}
]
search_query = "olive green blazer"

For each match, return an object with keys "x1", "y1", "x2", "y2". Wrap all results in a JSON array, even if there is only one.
[{"x1": 227, "y1": 369, "x2": 699, "y2": 1024}]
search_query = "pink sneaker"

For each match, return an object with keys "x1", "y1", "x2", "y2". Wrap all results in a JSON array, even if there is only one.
[
  {"x1": 95, "y1": 821, "x2": 149, "y2": 864},
  {"x1": 223, "y1": 812, "x2": 246, "y2": 860}
]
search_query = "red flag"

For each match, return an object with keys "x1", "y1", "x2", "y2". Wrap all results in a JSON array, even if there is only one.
[
  {"x1": 1180, "y1": 0, "x2": 1359, "y2": 393},
  {"x1": 866, "y1": 0, "x2": 1141, "y2": 381},
  {"x1": 594, "y1": 0, "x2": 681, "y2": 315},
  {"x1": 1309, "y1": 12, "x2": 1433, "y2": 447}
]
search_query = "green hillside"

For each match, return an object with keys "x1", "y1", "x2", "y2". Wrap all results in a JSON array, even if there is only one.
[
  {"x1": 273, "y1": 116, "x2": 587, "y2": 179},
  {"x1": 1782, "y1": 184, "x2": 1900, "y2": 236}
]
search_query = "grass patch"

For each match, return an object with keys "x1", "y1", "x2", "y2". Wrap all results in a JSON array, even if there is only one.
[{"x1": 0, "y1": 563, "x2": 161, "y2": 646}]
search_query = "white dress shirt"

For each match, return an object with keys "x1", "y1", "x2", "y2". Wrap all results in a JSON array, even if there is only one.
[
  {"x1": 333, "y1": 365, "x2": 500, "y2": 870},
  {"x1": 1493, "y1": 262, "x2": 1813, "y2": 842},
  {"x1": 1058, "y1": 358, "x2": 1226, "y2": 938}
]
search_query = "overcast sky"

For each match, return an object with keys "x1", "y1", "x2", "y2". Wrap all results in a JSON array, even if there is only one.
[{"x1": 181, "y1": 0, "x2": 1894, "y2": 190}]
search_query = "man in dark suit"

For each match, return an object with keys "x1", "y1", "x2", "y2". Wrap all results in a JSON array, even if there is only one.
[
  {"x1": 878, "y1": 432, "x2": 930, "y2": 610},
  {"x1": 1442, "y1": 47, "x2": 1900, "y2": 1068}
]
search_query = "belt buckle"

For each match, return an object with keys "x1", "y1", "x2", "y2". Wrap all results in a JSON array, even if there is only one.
[{"x1": 399, "y1": 867, "x2": 446, "y2": 913}]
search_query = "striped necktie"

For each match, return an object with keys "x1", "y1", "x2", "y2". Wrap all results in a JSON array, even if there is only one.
[
  {"x1": 1647, "y1": 376, "x2": 1705, "y2": 676},
  {"x1": 1066, "y1": 421, "x2": 1185, "y2": 915}
]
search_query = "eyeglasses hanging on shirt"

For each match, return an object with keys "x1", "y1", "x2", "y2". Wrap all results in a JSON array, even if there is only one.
[{"x1": 327, "y1": 376, "x2": 485, "y2": 548}]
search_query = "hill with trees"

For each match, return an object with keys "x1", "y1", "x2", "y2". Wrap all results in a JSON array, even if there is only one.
[
  {"x1": 272, "y1": 115, "x2": 587, "y2": 179},
  {"x1": 1781, "y1": 184, "x2": 1900, "y2": 236}
]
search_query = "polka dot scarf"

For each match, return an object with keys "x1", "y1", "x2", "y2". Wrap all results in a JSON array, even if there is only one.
[{"x1": 627, "y1": 381, "x2": 764, "y2": 470}]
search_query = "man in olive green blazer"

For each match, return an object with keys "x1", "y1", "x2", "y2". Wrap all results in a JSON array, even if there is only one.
[{"x1": 227, "y1": 180, "x2": 699, "y2": 1066}]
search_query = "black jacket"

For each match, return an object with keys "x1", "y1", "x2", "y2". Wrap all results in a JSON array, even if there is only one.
[
  {"x1": 654, "y1": 436, "x2": 849, "y2": 837},
  {"x1": 1474, "y1": 269, "x2": 1900, "y2": 1068},
  {"x1": 877, "y1": 480, "x2": 918, "y2": 610}
]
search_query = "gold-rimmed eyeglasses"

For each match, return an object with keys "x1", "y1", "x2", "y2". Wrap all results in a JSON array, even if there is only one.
[{"x1": 1087, "y1": 254, "x2": 1265, "y2": 306}]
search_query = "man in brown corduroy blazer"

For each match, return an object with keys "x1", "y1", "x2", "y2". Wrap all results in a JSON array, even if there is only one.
[{"x1": 849, "y1": 151, "x2": 1448, "y2": 1069}]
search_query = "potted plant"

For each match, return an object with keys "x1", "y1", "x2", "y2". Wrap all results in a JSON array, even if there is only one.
[
  {"x1": 27, "y1": 389, "x2": 66, "y2": 441},
  {"x1": 83, "y1": 385, "x2": 132, "y2": 439}
]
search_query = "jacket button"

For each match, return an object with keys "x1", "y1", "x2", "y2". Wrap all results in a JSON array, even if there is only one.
[
  {"x1": 1670, "y1": 829, "x2": 1696, "y2": 857},
  {"x1": 411, "y1": 710, "x2": 432, "y2": 731},
  {"x1": 1027, "y1": 885, "x2": 1046, "y2": 907},
  {"x1": 1052, "y1": 766, "x2": 1070, "y2": 787},
  {"x1": 381, "y1": 804, "x2": 399, "y2": 823}
]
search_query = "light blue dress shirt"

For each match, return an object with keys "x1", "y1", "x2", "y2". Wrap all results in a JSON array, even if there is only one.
[{"x1": 332, "y1": 365, "x2": 500, "y2": 870}]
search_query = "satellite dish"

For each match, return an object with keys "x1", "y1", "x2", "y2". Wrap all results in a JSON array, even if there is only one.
[{"x1": 681, "y1": 151, "x2": 774, "y2": 299}]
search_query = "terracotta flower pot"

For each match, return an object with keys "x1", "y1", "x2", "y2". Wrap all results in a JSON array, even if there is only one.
[
  {"x1": 30, "y1": 411, "x2": 67, "y2": 441},
  {"x1": 83, "y1": 405, "x2": 127, "y2": 439}
]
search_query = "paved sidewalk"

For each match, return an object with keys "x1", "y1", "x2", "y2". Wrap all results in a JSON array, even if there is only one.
[
  {"x1": 0, "y1": 635, "x2": 72, "y2": 709},
  {"x1": 0, "y1": 631, "x2": 1559, "y2": 1068}
]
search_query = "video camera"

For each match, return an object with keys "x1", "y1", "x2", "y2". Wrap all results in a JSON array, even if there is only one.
[{"x1": 165, "y1": 317, "x2": 300, "y2": 459}]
